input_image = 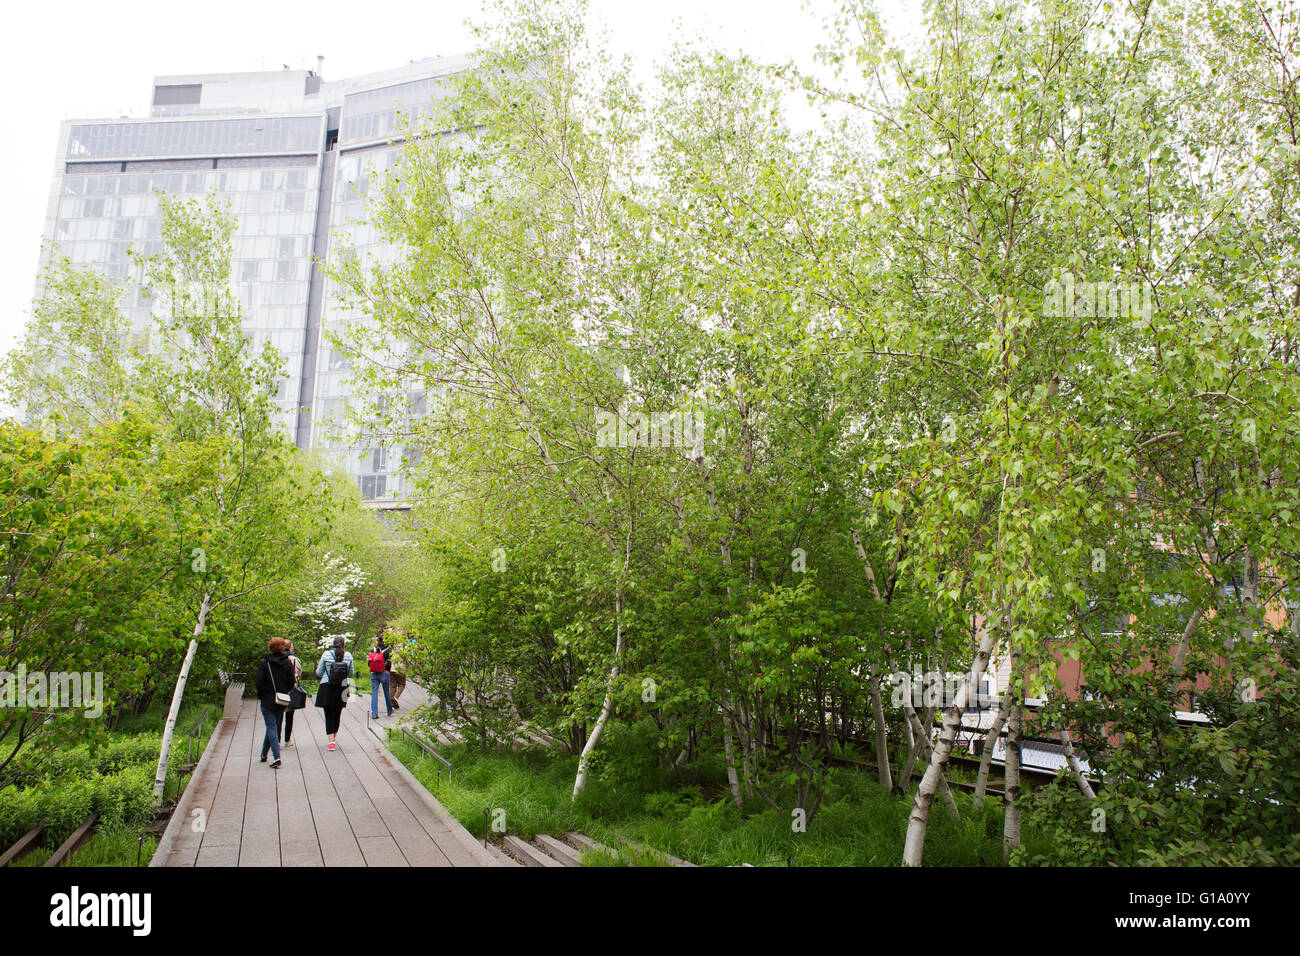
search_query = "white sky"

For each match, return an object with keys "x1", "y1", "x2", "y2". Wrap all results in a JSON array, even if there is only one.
[{"x1": 0, "y1": 0, "x2": 922, "y2": 393}]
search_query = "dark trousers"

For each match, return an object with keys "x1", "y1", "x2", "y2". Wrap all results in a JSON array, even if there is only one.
[
  {"x1": 323, "y1": 705, "x2": 342, "y2": 735},
  {"x1": 260, "y1": 703, "x2": 285, "y2": 760},
  {"x1": 283, "y1": 707, "x2": 295, "y2": 742}
]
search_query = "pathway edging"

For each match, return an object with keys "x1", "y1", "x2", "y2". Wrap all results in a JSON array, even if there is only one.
[{"x1": 149, "y1": 715, "x2": 234, "y2": 867}]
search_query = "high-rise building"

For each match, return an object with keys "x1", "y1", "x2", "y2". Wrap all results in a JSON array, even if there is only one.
[{"x1": 36, "y1": 57, "x2": 470, "y2": 506}]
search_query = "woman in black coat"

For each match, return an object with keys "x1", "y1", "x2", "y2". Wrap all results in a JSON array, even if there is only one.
[{"x1": 255, "y1": 638, "x2": 296, "y2": 768}]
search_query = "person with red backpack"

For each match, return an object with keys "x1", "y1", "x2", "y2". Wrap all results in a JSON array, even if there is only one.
[
  {"x1": 368, "y1": 635, "x2": 393, "y2": 719},
  {"x1": 314, "y1": 636, "x2": 354, "y2": 751}
]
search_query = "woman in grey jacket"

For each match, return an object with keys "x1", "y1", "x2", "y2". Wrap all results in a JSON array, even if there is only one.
[{"x1": 315, "y1": 636, "x2": 354, "y2": 752}]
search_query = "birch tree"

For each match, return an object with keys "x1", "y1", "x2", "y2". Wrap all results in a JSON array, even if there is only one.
[{"x1": 141, "y1": 196, "x2": 334, "y2": 801}]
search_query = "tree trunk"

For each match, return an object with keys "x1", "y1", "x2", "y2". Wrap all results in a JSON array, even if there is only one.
[
  {"x1": 899, "y1": 737, "x2": 922, "y2": 789},
  {"x1": 722, "y1": 712, "x2": 744, "y2": 808},
  {"x1": 153, "y1": 591, "x2": 211, "y2": 803},
  {"x1": 697, "y1": 455, "x2": 747, "y2": 808},
  {"x1": 572, "y1": 590, "x2": 625, "y2": 800},
  {"x1": 902, "y1": 698, "x2": 915, "y2": 765},
  {"x1": 868, "y1": 674, "x2": 893, "y2": 789},
  {"x1": 1002, "y1": 696, "x2": 1023, "y2": 862},
  {"x1": 1059, "y1": 728, "x2": 1095, "y2": 799},
  {"x1": 973, "y1": 688, "x2": 1012, "y2": 810},
  {"x1": 896, "y1": 693, "x2": 959, "y2": 816},
  {"x1": 735, "y1": 701, "x2": 754, "y2": 797},
  {"x1": 902, "y1": 626, "x2": 997, "y2": 866},
  {"x1": 1170, "y1": 607, "x2": 1205, "y2": 680},
  {"x1": 1240, "y1": 548, "x2": 1259, "y2": 646}
]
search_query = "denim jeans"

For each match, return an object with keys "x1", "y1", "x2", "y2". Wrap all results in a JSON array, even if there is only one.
[
  {"x1": 260, "y1": 703, "x2": 284, "y2": 761},
  {"x1": 370, "y1": 670, "x2": 392, "y2": 718}
]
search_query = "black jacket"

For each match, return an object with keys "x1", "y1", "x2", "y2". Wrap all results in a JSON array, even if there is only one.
[{"x1": 255, "y1": 653, "x2": 296, "y2": 709}]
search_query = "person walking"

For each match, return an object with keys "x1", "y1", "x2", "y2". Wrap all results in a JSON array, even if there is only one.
[
  {"x1": 255, "y1": 638, "x2": 296, "y2": 769},
  {"x1": 315, "y1": 636, "x2": 354, "y2": 752},
  {"x1": 381, "y1": 627, "x2": 407, "y2": 709},
  {"x1": 368, "y1": 635, "x2": 393, "y2": 719},
  {"x1": 283, "y1": 641, "x2": 303, "y2": 748},
  {"x1": 389, "y1": 651, "x2": 407, "y2": 711}
]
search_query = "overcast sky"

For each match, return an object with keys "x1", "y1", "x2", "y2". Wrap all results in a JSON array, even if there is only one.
[{"x1": 0, "y1": 0, "x2": 922, "y2": 385}]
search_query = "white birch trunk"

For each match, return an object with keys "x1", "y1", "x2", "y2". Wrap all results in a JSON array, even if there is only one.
[
  {"x1": 899, "y1": 741, "x2": 921, "y2": 789},
  {"x1": 1060, "y1": 728, "x2": 1095, "y2": 799},
  {"x1": 897, "y1": 697, "x2": 959, "y2": 816},
  {"x1": 1240, "y1": 548, "x2": 1259, "y2": 646},
  {"x1": 1002, "y1": 697, "x2": 1023, "y2": 861},
  {"x1": 902, "y1": 626, "x2": 997, "y2": 866},
  {"x1": 572, "y1": 593, "x2": 625, "y2": 801},
  {"x1": 722, "y1": 714, "x2": 744, "y2": 808},
  {"x1": 673, "y1": 746, "x2": 690, "y2": 771},
  {"x1": 153, "y1": 591, "x2": 211, "y2": 803},
  {"x1": 868, "y1": 675, "x2": 893, "y2": 790},
  {"x1": 973, "y1": 689, "x2": 1011, "y2": 810}
]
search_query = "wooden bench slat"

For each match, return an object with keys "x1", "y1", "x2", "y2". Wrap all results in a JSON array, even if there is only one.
[
  {"x1": 0, "y1": 826, "x2": 44, "y2": 867},
  {"x1": 42, "y1": 813, "x2": 98, "y2": 867}
]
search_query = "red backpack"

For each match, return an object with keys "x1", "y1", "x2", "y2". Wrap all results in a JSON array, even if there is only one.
[{"x1": 367, "y1": 651, "x2": 387, "y2": 673}]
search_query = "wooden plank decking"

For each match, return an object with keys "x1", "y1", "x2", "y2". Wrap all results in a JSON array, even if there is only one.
[{"x1": 152, "y1": 687, "x2": 497, "y2": 867}]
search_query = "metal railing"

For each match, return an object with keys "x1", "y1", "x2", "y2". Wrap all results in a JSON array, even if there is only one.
[
  {"x1": 184, "y1": 706, "x2": 212, "y2": 768},
  {"x1": 399, "y1": 727, "x2": 453, "y2": 781}
]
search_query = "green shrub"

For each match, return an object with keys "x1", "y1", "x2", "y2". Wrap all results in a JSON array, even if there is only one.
[
  {"x1": 1016, "y1": 639, "x2": 1300, "y2": 867},
  {"x1": 392, "y1": 738, "x2": 1016, "y2": 866},
  {"x1": 0, "y1": 724, "x2": 205, "y2": 851}
]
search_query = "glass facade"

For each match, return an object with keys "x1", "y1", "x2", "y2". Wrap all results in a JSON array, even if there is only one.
[
  {"x1": 50, "y1": 162, "x2": 319, "y2": 432},
  {"x1": 67, "y1": 116, "x2": 323, "y2": 159},
  {"x1": 339, "y1": 76, "x2": 452, "y2": 146},
  {"x1": 314, "y1": 144, "x2": 412, "y2": 501},
  {"x1": 39, "y1": 59, "x2": 468, "y2": 504}
]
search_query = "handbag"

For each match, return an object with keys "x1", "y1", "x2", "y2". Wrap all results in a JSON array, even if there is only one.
[
  {"x1": 315, "y1": 680, "x2": 341, "y2": 708},
  {"x1": 287, "y1": 654, "x2": 307, "y2": 709},
  {"x1": 268, "y1": 659, "x2": 292, "y2": 708}
]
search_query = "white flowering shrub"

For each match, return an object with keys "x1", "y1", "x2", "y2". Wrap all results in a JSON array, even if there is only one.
[{"x1": 294, "y1": 552, "x2": 368, "y2": 651}]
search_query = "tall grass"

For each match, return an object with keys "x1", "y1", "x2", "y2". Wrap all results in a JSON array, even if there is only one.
[
  {"x1": 390, "y1": 735, "x2": 1018, "y2": 866},
  {"x1": 8, "y1": 824, "x2": 158, "y2": 868}
]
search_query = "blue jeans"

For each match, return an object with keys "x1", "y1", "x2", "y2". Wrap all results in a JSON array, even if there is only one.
[
  {"x1": 371, "y1": 671, "x2": 392, "y2": 718},
  {"x1": 260, "y1": 703, "x2": 284, "y2": 761}
]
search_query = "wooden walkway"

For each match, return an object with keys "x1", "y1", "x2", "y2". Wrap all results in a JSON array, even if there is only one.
[{"x1": 152, "y1": 686, "x2": 499, "y2": 867}]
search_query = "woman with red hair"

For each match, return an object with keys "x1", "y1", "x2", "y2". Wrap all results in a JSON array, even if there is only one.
[{"x1": 255, "y1": 637, "x2": 296, "y2": 769}]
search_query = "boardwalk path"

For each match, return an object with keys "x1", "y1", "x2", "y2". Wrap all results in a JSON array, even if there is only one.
[{"x1": 152, "y1": 683, "x2": 497, "y2": 867}]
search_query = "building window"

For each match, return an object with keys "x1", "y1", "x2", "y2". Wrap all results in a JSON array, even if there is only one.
[{"x1": 152, "y1": 84, "x2": 202, "y2": 107}]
